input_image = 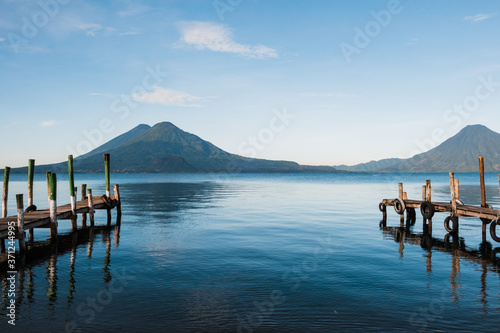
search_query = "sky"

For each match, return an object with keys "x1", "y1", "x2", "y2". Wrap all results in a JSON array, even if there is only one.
[{"x1": 1, "y1": 0, "x2": 500, "y2": 168}]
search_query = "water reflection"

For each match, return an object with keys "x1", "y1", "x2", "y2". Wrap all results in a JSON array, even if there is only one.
[
  {"x1": 0, "y1": 225, "x2": 120, "y2": 314},
  {"x1": 380, "y1": 222, "x2": 500, "y2": 315}
]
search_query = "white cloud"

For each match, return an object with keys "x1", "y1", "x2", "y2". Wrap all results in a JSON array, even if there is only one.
[
  {"x1": 79, "y1": 23, "x2": 116, "y2": 36},
  {"x1": 40, "y1": 120, "x2": 58, "y2": 127},
  {"x1": 0, "y1": 37, "x2": 5, "y2": 42},
  {"x1": 132, "y1": 86, "x2": 203, "y2": 107},
  {"x1": 464, "y1": 13, "x2": 496, "y2": 22},
  {"x1": 300, "y1": 92, "x2": 359, "y2": 98},
  {"x1": 120, "y1": 31, "x2": 141, "y2": 36},
  {"x1": 177, "y1": 21, "x2": 278, "y2": 59}
]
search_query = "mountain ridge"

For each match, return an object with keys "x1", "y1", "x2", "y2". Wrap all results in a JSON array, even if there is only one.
[{"x1": 335, "y1": 124, "x2": 500, "y2": 172}]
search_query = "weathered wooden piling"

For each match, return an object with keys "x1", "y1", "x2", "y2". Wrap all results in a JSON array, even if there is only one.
[
  {"x1": 28, "y1": 159, "x2": 35, "y2": 207},
  {"x1": 479, "y1": 155, "x2": 487, "y2": 207},
  {"x1": 68, "y1": 155, "x2": 77, "y2": 232},
  {"x1": 104, "y1": 154, "x2": 111, "y2": 198},
  {"x1": 113, "y1": 184, "x2": 121, "y2": 225},
  {"x1": 87, "y1": 189, "x2": 95, "y2": 227},
  {"x1": 28, "y1": 160, "x2": 35, "y2": 245},
  {"x1": 3, "y1": 167, "x2": 11, "y2": 218},
  {"x1": 48, "y1": 173, "x2": 58, "y2": 240},
  {"x1": 81, "y1": 184, "x2": 87, "y2": 228},
  {"x1": 449, "y1": 172, "x2": 457, "y2": 216},
  {"x1": 16, "y1": 194, "x2": 26, "y2": 252},
  {"x1": 426, "y1": 179, "x2": 432, "y2": 201}
]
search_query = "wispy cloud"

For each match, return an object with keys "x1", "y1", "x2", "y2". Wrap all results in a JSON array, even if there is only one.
[
  {"x1": 120, "y1": 31, "x2": 141, "y2": 36},
  {"x1": 406, "y1": 38, "x2": 420, "y2": 46},
  {"x1": 90, "y1": 92, "x2": 116, "y2": 98},
  {"x1": 132, "y1": 86, "x2": 203, "y2": 107},
  {"x1": 117, "y1": 4, "x2": 150, "y2": 17},
  {"x1": 300, "y1": 92, "x2": 359, "y2": 98},
  {"x1": 79, "y1": 23, "x2": 116, "y2": 36},
  {"x1": 0, "y1": 38, "x2": 5, "y2": 42},
  {"x1": 464, "y1": 13, "x2": 496, "y2": 22},
  {"x1": 177, "y1": 21, "x2": 278, "y2": 59},
  {"x1": 40, "y1": 120, "x2": 58, "y2": 127}
]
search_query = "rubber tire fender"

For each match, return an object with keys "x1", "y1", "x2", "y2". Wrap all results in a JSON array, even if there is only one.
[
  {"x1": 490, "y1": 220, "x2": 500, "y2": 243},
  {"x1": 394, "y1": 198, "x2": 406, "y2": 215},
  {"x1": 420, "y1": 201, "x2": 435, "y2": 219},
  {"x1": 444, "y1": 216, "x2": 459, "y2": 234}
]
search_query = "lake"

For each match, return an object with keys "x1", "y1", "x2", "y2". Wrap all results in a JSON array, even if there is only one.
[{"x1": 1, "y1": 173, "x2": 500, "y2": 332}]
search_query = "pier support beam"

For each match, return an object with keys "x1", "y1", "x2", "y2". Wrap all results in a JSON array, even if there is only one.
[
  {"x1": 48, "y1": 173, "x2": 58, "y2": 241},
  {"x1": 68, "y1": 155, "x2": 77, "y2": 232},
  {"x1": 113, "y1": 184, "x2": 121, "y2": 226},
  {"x1": 479, "y1": 156, "x2": 487, "y2": 208},
  {"x1": 87, "y1": 189, "x2": 95, "y2": 227},
  {"x1": 81, "y1": 184, "x2": 87, "y2": 228},
  {"x1": 28, "y1": 159, "x2": 35, "y2": 246},
  {"x1": 16, "y1": 194, "x2": 26, "y2": 253},
  {"x1": 1, "y1": 167, "x2": 11, "y2": 253}
]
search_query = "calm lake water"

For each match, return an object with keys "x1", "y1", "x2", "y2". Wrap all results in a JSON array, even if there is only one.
[{"x1": 1, "y1": 173, "x2": 500, "y2": 332}]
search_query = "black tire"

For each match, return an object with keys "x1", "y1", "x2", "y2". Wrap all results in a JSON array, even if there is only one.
[
  {"x1": 444, "y1": 216, "x2": 459, "y2": 234},
  {"x1": 490, "y1": 220, "x2": 500, "y2": 243},
  {"x1": 394, "y1": 198, "x2": 406, "y2": 215},
  {"x1": 24, "y1": 205, "x2": 37, "y2": 213},
  {"x1": 407, "y1": 208, "x2": 416, "y2": 225},
  {"x1": 420, "y1": 201, "x2": 435, "y2": 219},
  {"x1": 379, "y1": 202, "x2": 386, "y2": 212}
]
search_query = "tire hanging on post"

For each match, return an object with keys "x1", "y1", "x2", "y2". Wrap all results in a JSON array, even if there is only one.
[
  {"x1": 444, "y1": 216, "x2": 459, "y2": 234},
  {"x1": 394, "y1": 198, "x2": 405, "y2": 215},
  {"x1": 420, "y1": 201, "x2": 435, "y2": 219}
]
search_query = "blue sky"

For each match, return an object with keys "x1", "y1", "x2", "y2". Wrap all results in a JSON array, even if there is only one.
[{"x1": 1, "y1": 0, "x2": 500, "y2": 167}]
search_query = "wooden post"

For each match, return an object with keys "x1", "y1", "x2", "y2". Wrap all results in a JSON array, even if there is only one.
[
  {"x1": 0, "y1": 167, "x2": 8, "y2": 253},
  {"x1": 450, "y1": 172, "x2": 457, "y2": 216},
  {"x1": 68, "y1": 156, "x2": 78, "y2": 232},
  {"x1": 104, "y1": 154, "x2": 111, "y2": 198},
  {"x1": 113, "y1": 184, "x2": 121, "y2": 226},
  {"x1": 479, "y1": 155, "x2": 486, "y2": 207},
  {"x1": 81, "y1": 184, "x2": 87, "y2": 228},
  {"x1": 16, "y1": 194, "x2": 26, "y2": 252},
  {"x1": 398, "y1": 183, "x2": 403, "y2": 199},
  {"x1": 426, "y1": 180, "x2": 432, "y2": 202},
  {"x1": 3, "y1": 167, "x2": 11, "y2": 218},
  {"x1": 28, "y1": 159, "x2": 35, "y2": 207},
  {"x1": 422, "y1": 186, "x2": 426, "y2": 201},
  {"x1": 87, "y1": 189, "x2": 95, "y2": 227},
  {"x1": 454, "y1": 179, "x2": 460, "y2": 201},
  {"x1": 48, "y1": 173, "x2": 58, "y2": 240},
  {"x1": 46, "y1": 171, "x2": 52, "y2": 206}
]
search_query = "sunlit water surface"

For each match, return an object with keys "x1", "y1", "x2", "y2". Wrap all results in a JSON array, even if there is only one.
[{"x1": 1, "y1": 173, "x2": 500, "y2": 332}]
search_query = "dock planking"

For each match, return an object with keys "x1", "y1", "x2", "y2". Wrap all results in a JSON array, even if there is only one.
[
  {"x1": 0, "y1": 196, "x2": 118, "y2": 239},
  {"x1": 380, "y1": 155, "x2": 500, "y2": 243},
  {"x1": 0, "y1": 153, "x2": 121, "y2": 253}
]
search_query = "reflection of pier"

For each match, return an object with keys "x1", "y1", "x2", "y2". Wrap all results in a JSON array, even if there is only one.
[
  {"x1": 1, "y1": 225, "x2": 121, "y2": 308},
  {"x1": 380, "y1": 155, "x2": 500, "y2": 243},
  {"x1": 380, "y1": 222, "x2": 500, "y2": 314}
]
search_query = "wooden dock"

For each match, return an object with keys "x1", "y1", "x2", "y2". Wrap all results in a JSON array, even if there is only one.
[
  {"x1": 379, "y1": 155, "x2": 500, "y2": 243},
  {"x1": 0, "y1": 154, "x2": 121, "y2": 254}
]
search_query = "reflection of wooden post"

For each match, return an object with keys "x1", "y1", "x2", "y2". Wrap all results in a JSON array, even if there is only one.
[
  {"x1": 48, "y1": 173, "x2": 58, "y2": 241},
  {"x1": 87, "y1": 189, "x2": 95, "y2": 227},
  {"x1": 47, "y1": 245, "x2": 58, "y2": 304},
  {"x1": 479, "y1": 156, "x2": 486, "y2": 207},
  {"x1": 16, "y1": 194, "x2": 26, "y2": 252},
  {"x1": 114, "y1": 225, "x2": 120, "y2": 246},
  {"x1": 81, "y1": 184, "x2": 87, "y2": 228},
  {"x1": 113, "y1": 184, "x2": 121, "y2": 226},
  {"x1": 87, "y1": 227, "x2": 94, "y2": 258}
]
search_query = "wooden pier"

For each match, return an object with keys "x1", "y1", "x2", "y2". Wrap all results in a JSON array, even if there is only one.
[
  {"x1": 380, "y1": 155, "x2": 500, "y2": 243},
  {"x1": 0, "y1": 154, "x2": 121, "y2": 253}
]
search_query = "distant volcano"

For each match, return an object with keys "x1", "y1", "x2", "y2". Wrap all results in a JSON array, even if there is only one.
[
  {"x1": 335, "y1": 124, "x2": 500, "y2": 172},
  {"x1": 9, "y1": 122, "x2": 339, "y2": 174}
]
